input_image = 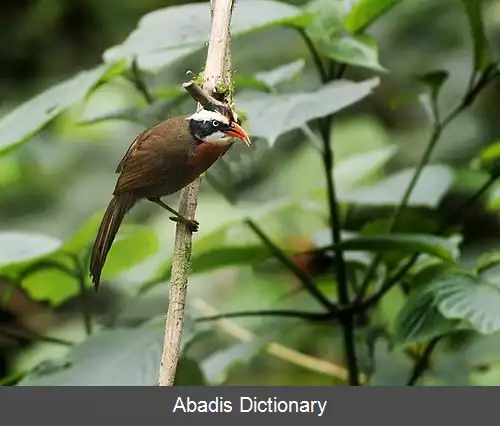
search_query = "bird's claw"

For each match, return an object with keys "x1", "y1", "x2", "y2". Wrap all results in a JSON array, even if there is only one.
[{"x1": 169, "y1": 216, "x2": 200, "y2": 232}]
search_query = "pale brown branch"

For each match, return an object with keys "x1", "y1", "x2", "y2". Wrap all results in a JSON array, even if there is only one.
[{"x1": 157, "y1": 0, "x2": 235, "y2": 386}]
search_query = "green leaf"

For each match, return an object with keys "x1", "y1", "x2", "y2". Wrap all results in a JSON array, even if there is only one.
[
  {"x1": 341, "y1": 164, "x2": 454, "y2": 208},
  {"x1": 0, "y1": 64, "x2": 111, "y2": 155},
  {"x1": 305, "y1": 0, "x2": 385, "y2": 72},
  {"x1": 393, "y1": 285, "x2": 463, "y2": 348},
  {"x1": 21, "y1": 268, "x2": 78, "y2": 307},
  {"x1": 434, "y1": 273, "x2": 500, "y2": 334},
  {"x1": 460, "y1": 0, "x2": 491, "y2": 71},
  {"x1": 18, "y1": 326, "x2": 166, "y2": 386},
  {"x1": 345, "y1": 0, "x2": 404, "y2": 33},
  {"x1": 318, "y1": 33, "x2": 387, "y2": 72},
  {"x1": 335, "y1": 145, "x2": 398, "y2": 191},
  {"x1": 254, "y1": 59, "x2": 305, "y2": 88},
  {"x1": 61, "y1": 213, "x2": 102, "y2": 254},
  {"x1": 201, "y1": 338, "x2": 268, "y2": 385},
  {"x1": 418, "y1": 70, "x2": 449, "y2": 100},
  {"x1": 368, "y1": 339, "x2": 413, "y2": 386},
  {"x1": 104, "y1": 1, "x2": 312, "y2": 71},
  {"x1": 239, "y1": 77, "x2": 379, "y2": 145},
  {"x1": 330, "y1": 233, "x2": 460, "y2": 262},
  {"x1": 100, "y1": 225, "x2": 159, "y2": 281},
  {"x1": 462, "y1": 332, "x2": 500, "y2": 367},
  {"x1": 174, "y1": 357, "x2": 207, "y2": 386},
  {"x1": 473, "y1": 140, "x2": 500, "y2": 175},
  {"x1": 0, "y1": 232, "x2": 62, "y2": 269},
  {"x1": 476, "y1": 250, "x2": 500, "y2": 275}
]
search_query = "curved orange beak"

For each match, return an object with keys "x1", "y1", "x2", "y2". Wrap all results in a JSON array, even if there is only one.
[{"x1": 225, "y1": 122, "x2": 251, "y2": 147}]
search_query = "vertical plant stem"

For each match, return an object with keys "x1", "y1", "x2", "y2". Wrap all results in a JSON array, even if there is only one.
[
  {"x1": 306, "y1": 45, "x2": 359, "y2": 384},
  {"x1": 74, "y1": 256, "x2": 93, "y2": 336},
  {"x1": 157, "y1": 0, "x2": 235, "y2": 386},
  {"x1": 407, "y1": 337, "x2": 442, "y2": 386}
]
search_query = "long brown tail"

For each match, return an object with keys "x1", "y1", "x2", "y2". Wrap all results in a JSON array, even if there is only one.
[{"x1": 89, "y1": 193, "x2": 136, "y2": 291}]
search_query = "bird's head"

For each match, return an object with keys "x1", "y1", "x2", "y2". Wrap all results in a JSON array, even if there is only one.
[{"x1": 187, "y1": 104, "x2": 251, "y2": 147}]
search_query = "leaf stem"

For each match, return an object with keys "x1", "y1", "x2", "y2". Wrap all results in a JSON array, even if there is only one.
[
  {"x1": 407, "y1": 337, "x2": 442, "y2": 386},
  {"x1": 301, "y1": 30, "x2": 360, "y2": 384},
  {"x1": 72, "y1": 255, "x2": 93, "y2": 336},
  {"x1": 298, "y1": 29, "x2": 328, "y2": 83},
  {"x1": 130, "y1": 57, "x2": 155, "y2": 105},
  {"x1": 195, "y1": 308, "x2": 334, "y2": 322}
]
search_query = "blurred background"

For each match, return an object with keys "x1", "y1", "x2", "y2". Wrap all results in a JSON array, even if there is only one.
[{"x1": 1, "y1": 0, "x2": 500, "y2": 386}]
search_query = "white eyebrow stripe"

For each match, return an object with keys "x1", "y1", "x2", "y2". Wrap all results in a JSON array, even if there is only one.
[{"x1": 188, "y1": 109, "x2": 229, "y2": 124}]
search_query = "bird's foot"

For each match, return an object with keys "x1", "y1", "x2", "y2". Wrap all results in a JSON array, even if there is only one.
[{"x1": 169, "y1": 216, "x2": 199, "y2": 232}]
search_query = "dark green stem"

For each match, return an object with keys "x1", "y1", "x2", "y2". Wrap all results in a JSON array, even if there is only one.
[
  {"x1": 301, "y1": 32, "x2": 359, "y2": 383},
  {"x1": 195, "y1": 309, "x2": 334, "y2": 323},
  {"x1": 407, "y1": 337, "x2": 442, "y2": 386},
  {"x1": 72, "y1": 256, "x2": 93, "y2": 336},
  {"x1": 298, "y1": 30, "x2": 328, "y2": 83},
  {"x1": 130, "y1": 57, "x2": 155, "y2": 105}
]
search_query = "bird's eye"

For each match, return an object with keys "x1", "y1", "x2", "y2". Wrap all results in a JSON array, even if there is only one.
[{"x1": 211, "y1": 120, "x2": 220, "y2": 127}]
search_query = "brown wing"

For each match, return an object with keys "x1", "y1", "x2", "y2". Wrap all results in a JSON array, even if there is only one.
[{"x1": 113, "y1": 118, "x2": 192, "y2": 196}]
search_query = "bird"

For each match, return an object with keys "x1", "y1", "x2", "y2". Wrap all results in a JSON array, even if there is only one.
[{"x1": 89, "y1": 103, "x2": 251, "y2": 291}]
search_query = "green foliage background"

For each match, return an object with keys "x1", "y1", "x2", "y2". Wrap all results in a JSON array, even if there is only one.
[{"x1": 1, "y1": 0, "x2": 500, "y2": 386}]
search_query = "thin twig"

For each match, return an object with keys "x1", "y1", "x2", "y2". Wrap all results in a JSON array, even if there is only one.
[
  {"x1": 407, "y1": 337, "x2": 442, "y2": 386},
  {"x1": 130, "y1": 57, "x2": 155, "y2": 105},
  {"x1": 195, "y1": 308, "x2": 334, "y2": 323},
  {"x1": 192, "y1": 299, "x2": 365, "y2": 383},
  {"x1": 314, "y1": 51, "x2": 359, "y2": 385},
  {"x1": 157, "y1": 0, "x2": 235, "y2": 386}
]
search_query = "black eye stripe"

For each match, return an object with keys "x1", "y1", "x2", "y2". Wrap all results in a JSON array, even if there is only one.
[{"x1": 189, "y1": 118, "x2": 230, "y2": 141}]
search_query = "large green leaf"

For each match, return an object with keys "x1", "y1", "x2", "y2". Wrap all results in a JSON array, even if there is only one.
[
  {"x1": 341, "y1": 164, "x2": 454, "y2": 207},
  {"x1": 103, "y1": 1, "x2": 312, "y2": 71},
  {"x1": 335, "y1": 145, "x2": 397, "y2": 191},
  {"x1": 473, "y1": 140, "x2": 500, "y2": 175},
  {"x1": 0, "y1": 232, "x2": 62, "y2": 269},
  {"x1": 201, "y1": 338, "x2": 268, "y2": 385},
  {"x1": 329, "y1": 233, "x2": 460, "y2": 262},
  {"x1": 254, "y1": 60, "x2": 305, "y2": 88},
  {"x1": 21, "y1": 268, "x2": 78, "y2": 307},
  {"x1": 173, "y1": 357, "x2": 208, "y2": 386},
  {"x1": 100, "y1": 225, "x2": 159, "y2": 281},
  {"x1": 434, "y1": 273, "x2": 500, "y2": 335},
  {"x1": 460, "y1": 0, "x2": 491, "y2": 71},
  {"x1": 239, "y1": 77, "x2": 379, "y2": 145},
  {"x1": 393, "y1": 284, "x2": 463, "y2": 348},
  {"x1": 305, "y1": 0, "x2": 385, "y2": 72},
  {"x1": 0, "y1": 64, "x2": 111, "y2": 155},
  {"x1": 344, "y1": 0, "x2": 404, "y2": 33},
  {"x1": 18, "y1": 326, "x2": 166, "y2": 386},
  {"x1": 61, "y1": 213, "x2": 103, "y2": 254},
  {"x1": 476, "y1": 250, "x2": 500, "y2": 275},
  {"x1": 318, "y1": 34, "x2": 386, "y2": 73}
]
